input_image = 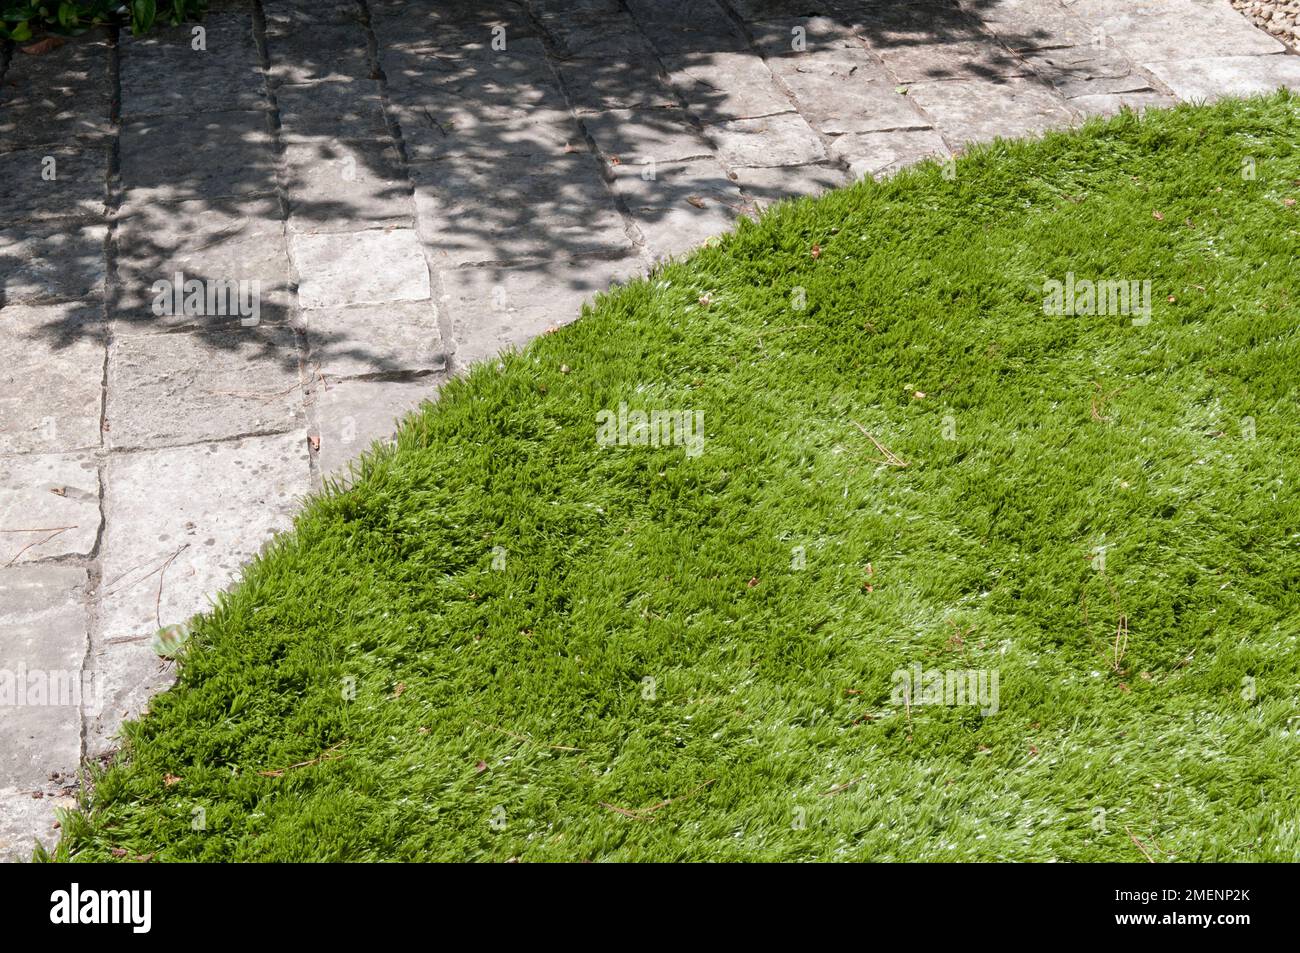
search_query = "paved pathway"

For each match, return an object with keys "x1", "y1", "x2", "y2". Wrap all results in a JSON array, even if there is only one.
[{"x1": 1, "y1": 0, "x2": 1296, "y2": 859}]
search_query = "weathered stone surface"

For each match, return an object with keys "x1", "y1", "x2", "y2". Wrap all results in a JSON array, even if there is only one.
[
  {"x1": 1143, "y1": 54, "x2": 1300, "y2": 101},
  {"x1": 730, "y1": 163, "x2": 849, "y2": 208},
  {"x1": 582, "y1": 108, "x2": 716, "y2": 163},
  {"x1": 107, "y1": 328, "x2": 304, "y2": 449},
  {"x1": 0, "y1": 38, "x2": 112, "y2": 152},
  {"x1": 1067, "y1": 0, "x2": 1284, "y2": 61},
  {"x1": 0, "y1": 565, "x2": 88, "y2": 794},
  {"x1": 411, "y1": 154, "x2": 633, "y2": 265},
  {"x1": 907, "y1": 77, "x2": 1078, "y2": 145},
  {"x1": 265, "y1": 24, "x2": 375, "y2": 86},
  {"x1": 314, "y1": 377, "x2": 444, "y2": 480},
  {"x1": 956, "y1": 0, "x2": 1089, "y2": 52},
  {"x1": 91, "y1": 433, "x2": 310, "y2": 753},
  {"x1": 1068, "y1": 90, "x2": 1177, "y2": 117},
  {"x1": 831, "y1": 128, "x2": 951, "y2": 180},
  {"x1": 556, "y1": 55, "x2": 678, "y2": 114},
  {"x1": 0, "y1": 455, "x2": 100, "y2": 564},
  {"x1": 540, "y1": 13, "x2": 656, "y2": 59},
  {"x1": 263, "y1": 0, "x2": 363, "y2": 31},
  {"x1": 663, "y1": 53, "x2": 794, "y2": 123},
  {"x1": 119, "y1": 14, "x2": 265, "y2": 119},
  {"x1": 0, "y1": 146, "x2": 108, "y2": 224},
  {"x1": 439, "y1": 256, "x2": 642, "y2": 369},
  {"x1": 759, "y1": 34, "x2": 922, "y2": 135},
  {"x1": 623, "y1": 0, "x2": 749, "y2": 55},
  {"x1": 381, "y1": 42, "x2": 550, "y2": 97},
  {"x1": 0, "y1": 304, "x2": 104, "y2": 455},
  {"x1": 0, "y1": 220, "x2": 107, "y2": 305},
  {"x1": 306, "y1": 300, "x2": 446, "y2": 378},
  {"x1": 114, "y1": 196, "x2": 292, "y2": 322},
  {"x1": 291, "y1": 229, "x2": 431, "y2": 308},
  {"x1": 282, "y1": 138, "x2": 413, "y2": 234},
  {"x1": 873, "y1": 36, "x2": 1031, "y2": 84},
  {"x1": 120, "y1": 111, "x2": 277, "y2": 204},
  {"x1": 1024, "y1": 46, "x2": 1157, "y2": 99},
  {"x1": 368, "y1": 0, "x2": 539, "y2": 53},
  {"x1": 275, "y1": 81, "x2": 392, "y2": 141},
  {"x1": 390, "y1": 97, "x2": 581, "y2": 162},
  {"x1": 608, "y1": 157, "x2": 752, "y2": 260},
  {"x1": 707, "y1": 112, "x2": 828, "y2": 168},
  {"x1": 0, "y1": 791, "x2": 75, "y2": 862}
]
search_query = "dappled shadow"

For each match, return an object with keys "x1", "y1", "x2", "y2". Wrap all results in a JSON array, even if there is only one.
[{"x1": 0, "y1": 0, "x2": 1156, "y2": 364}]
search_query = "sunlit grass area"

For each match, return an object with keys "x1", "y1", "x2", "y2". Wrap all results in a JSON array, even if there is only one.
[{"x1": 56, "y1": 92, "x2": 1300, "y2": 861}]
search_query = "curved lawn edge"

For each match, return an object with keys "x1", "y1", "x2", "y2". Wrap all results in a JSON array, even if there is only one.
[{"x1": 51, "y1": 92, "x2": 1300, "y2": 862}]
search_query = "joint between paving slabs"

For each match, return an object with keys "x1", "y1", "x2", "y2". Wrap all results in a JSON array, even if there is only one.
[
  {"x1": 518, "y1": 2, "x2": 657, "y2": 276},
  {"x1": 348, "y1": 0, "x2": 462, "y2": 380},
  {"x1": 250, "y1": 0, "x2": 325, "y2": 485}
]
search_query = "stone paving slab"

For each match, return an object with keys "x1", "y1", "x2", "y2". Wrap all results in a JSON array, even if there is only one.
[
  {"x1": 1067, "y1": 0, "x2": 1286, "y2": 59},
  {"x1": 729, "y1": 163, "x2": 850, "y2": 207},
  {"x1": 114, "y1": 195, "x2": 293, "y2": 321},
  {"x1": 0, "y1": 455, "x2": 101, "y2": 564},
  {"x1": 830, "y1": 127, "x2": 952, "y2": 180},
  {"x1": 305, "y1": 300, "x2": 446, "y2": 378},
  {"x1": 0, "y1": 220, "x2": 107, "y2": 305},
  {"x1": 107, "y1": 327, "x2": 304, "y2": 449},
  {"x1": 1144, "y1": 53, "x2": 1300, "y2": 100},
  {"x1": 411, "y1": 153, "x2": 633, "y2": 265},
  {"x1": 274, "y1": 82, "x2": 392, "y2": 141},
  {"x1": 663, "y1": 52, "x2": 795, "y2": 123},
  {"x1": 0, "y1": 146, "x2": 109, "y2": 224},
  {"x1": 264, "y1": 23, "x2": 374, "y2": 86},
  {"x1": 4, "y1": 0, "x2": 1300, "y2": 861},
  {"x1": 0, "y1": 37, "x2": 112, "y2": 152},
  {"x1": 607, "y1": 157, "x2": 753, "y2": 260},
  {"x1": 314, "y1": 376, "x2": 445, "y2": 479},
  {"x1": 91, "y1": 432, "x2": 310, "y2": 755},
  {"x1": 439, "y1": 256, "x2": 643, "y2": 368},
  {"x1": 291, "y1": 228, "x2": 431, "y2": 308},
  {"x1": 281, "y1": 138, "x2": 413, "y2": 234},
  {"x1": 907, "y1": 76, "x2": 1080, "y2": 144},
  {"x1": 120, "y1": 111, "x2": 278, "y2": 204},
  {"x1": 581, "y1": 107, "x2": 717, "y2": 163},
  {"x1": 1, "y1": 304, "x2": 105, "y2": 455},
  {"x1": 0, "y1": 563, "x2": 90, "y2": 859},
  {"x1": 708, "y1": 112, "x2": 829, "y2": 168},
  {"x1": 556, "y1": 53, "x2": 678, "y2": 114},
  {"x1": 119, "y1": 14, "x2": 265, "y2": 119}
]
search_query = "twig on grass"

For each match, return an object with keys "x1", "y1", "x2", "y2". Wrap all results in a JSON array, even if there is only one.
[
  {"x1": 600, "y1": 779, "x2": 716, "y2": 820},
  {"x1": 822, "y1": 775, "x2": 868, "y2": 797},
  {"x1": 849, "y1": 419, "x2": 909, "y2": 467},
  {"x1": 1125, "y1": 826, "x2": 1156, "y2": 863},
  {"x1": 258, "y1": 741, "x2": 349, "y2": 778}
]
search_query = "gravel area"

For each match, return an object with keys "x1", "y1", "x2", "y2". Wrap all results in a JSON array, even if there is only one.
[{"x1": 1232, "y1": 0, "x2": 1300, "y2": 50}]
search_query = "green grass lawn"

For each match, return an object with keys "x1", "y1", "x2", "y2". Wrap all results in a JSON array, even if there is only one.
[{"x1": 56, "y1": 93, "x2": 1300, "y2": 862}]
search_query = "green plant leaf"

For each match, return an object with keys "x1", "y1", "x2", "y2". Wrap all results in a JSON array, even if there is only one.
[{"x1": 130, "y1": 0, "x2": 155, "y2": 35}]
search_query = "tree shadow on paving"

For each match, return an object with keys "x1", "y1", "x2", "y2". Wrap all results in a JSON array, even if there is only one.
[{"x1": 2, "y1": 0, "x2": 1118, "y2": 365}]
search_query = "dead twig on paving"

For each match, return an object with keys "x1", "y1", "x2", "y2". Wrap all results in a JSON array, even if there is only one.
[
  {"x1": 4, "y1": 526, "x2": 74, "y2": 567},
  {"x1": 155, "y1": 545, "x2": 190, "y2": 629}
]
